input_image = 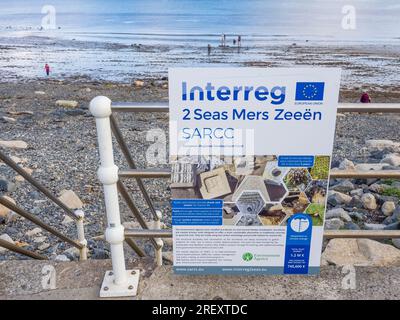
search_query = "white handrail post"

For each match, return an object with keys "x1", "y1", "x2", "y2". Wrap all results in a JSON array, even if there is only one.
[
  {"x1": 90, "y1": 96, "x2": 139, "y2": 298},
  {"x1": 155, "y1": 210, "x2": 164, "y2": 267},
  {"x1": 75, "y1": 210, "x2": 87, "y2": 261}
]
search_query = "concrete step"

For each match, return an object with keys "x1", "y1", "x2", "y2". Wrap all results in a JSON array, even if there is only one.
[{"x1": 1, "y1": 258, "x2": 399, "y2": 299}]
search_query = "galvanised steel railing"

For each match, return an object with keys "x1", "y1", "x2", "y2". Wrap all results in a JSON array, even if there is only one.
[
  {"x1": 90, "y1": 97, "x2": 400, "y2": 297},
  {"x1": 0, "y1": 150, "x2": 87, "y2": 260}
]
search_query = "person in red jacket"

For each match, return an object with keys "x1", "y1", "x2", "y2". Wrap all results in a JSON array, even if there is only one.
[
  {"x1": 360, "y1": 91, "x2": 371, "y2": 103},
  {"x1": 45, "y1": 63, "x2": 50, "y2": 76}
]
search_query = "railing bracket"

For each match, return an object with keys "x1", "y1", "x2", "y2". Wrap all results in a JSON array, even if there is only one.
[{"x1": 100, "y1": 269, "x2": 140, "y2": 298}]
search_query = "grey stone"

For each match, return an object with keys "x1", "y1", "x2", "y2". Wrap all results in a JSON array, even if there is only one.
[
  {"x1": 0, "y1": 179, "x2": 16, "y2": 192},
  {"x1": 382, "y1": 201, "x2": 396, "y2": 216},
  {"x1": 325, "y1": 208, "x2": 352, "y2": 222},
  {"x1": 383, "y1": 222, "x2": 400, "y2": 230},
  {"x1": 25, "y1": 228, "x2": 42, "y2": 237},
  {"x1": 381, "y1": 153, "x2": 400, "y2": 166},
  {"x1": 350, "y1": 188, "x2": 364, "y2": 197},
  {"x1": 392, "y1": 239, "x2": 400, "y2": 249},
  {"x1": 331, "y1": 180, "x2": 354, "y2": 193},
  {"x1": 349, "y1": 211, "x2": 366, "y2": 221},
  {"x1": 0, "y1": 234, "x2": 14, "y2": 253},
  {"x1": 344, "y1": 222, "x2": 361, "y2": 230},
  {"x1": 361, "y1": 193, "x2": 377, "y2": 210},
  {"x1": 324, "y1": 218, "x2": 344, "y2": 230},
  {"x1": 338, "y1": 159, "x2": 355, "y2": 170},
  {"x1": 364, "y1": 223, "x2": 386, "y2": 230},
  {"x1": 55, "y1": 255, "x2": 70, "y2": 262},
  {"x1": 327, "y1": 191, "x2": 352, "y2": 206},
  {"x1": 322, "y1": 238, "x2": 400, "y2": 267},
  {"x1": 348, "y1": 196, "x2": 364, "y2": 209}
]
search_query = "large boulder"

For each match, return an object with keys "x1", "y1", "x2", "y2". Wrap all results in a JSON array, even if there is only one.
[
  {"x1": 366, "y1": 139, "x2": 400, "y2": 152},
  {"x1": 321, "y1": 238, "x2": 400, "y2": 266},
  {"x1": 381, "y1": 153, "x2": 400, "y2": 167}
]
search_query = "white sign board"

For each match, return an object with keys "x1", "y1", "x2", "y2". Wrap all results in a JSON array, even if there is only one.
[{"x1": 169, "y1": 68, "x2": 341, "y2": 275}]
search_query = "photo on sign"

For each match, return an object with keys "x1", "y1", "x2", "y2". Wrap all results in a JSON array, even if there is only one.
[{"x1": 170, "y1": 155, "x2": 330, "y2": 227}]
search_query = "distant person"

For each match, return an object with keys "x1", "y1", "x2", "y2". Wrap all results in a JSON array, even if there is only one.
[
  {"x1": 207, "y1": 44, "x2": 211, "y2": 56},
  {"x1": 44, "y1": 63, "x2": 50, "y2": 76},
  {"x1": 360, "y1": 91, "x2": 371, "y2": 103},
  {"x1": 221, "y1": 33, "x2": 226, "y2": 47},
  {"x1": 238, "y1": 35, "x2": 242, "y2": 47},
  {"x1": 233, "y1": 39, "x2": 236, "y2": 46}
]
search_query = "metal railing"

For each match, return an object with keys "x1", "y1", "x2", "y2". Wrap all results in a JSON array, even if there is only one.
[
  {"x1": 0, "y1": 150, "x2": 87, "y2": 260},
  {"x1": 90, "y1": 97, "x2": 400, "y2": 297}
]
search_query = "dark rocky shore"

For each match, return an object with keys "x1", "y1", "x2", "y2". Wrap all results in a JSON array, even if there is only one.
[{"x1": 1, "y1": 78, "x2": 400, "y2": 261}]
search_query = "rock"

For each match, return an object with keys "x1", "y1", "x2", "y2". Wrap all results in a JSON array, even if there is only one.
[
  {"x1": 58, "y1": 190, "x2": 83, "y2": 209},
  {"x1": 324, "y1": 218, "x2": 344, "y2": 230},
  {"x1": 0, "y1": 233, "x2": 15, "y2": 253},
  {"x1": 381, "y1": 153, "x2": 400, "y2": 167},
  {"x1": 348, "y1": 196, "x2": 364, "y2": 209},
  {"x1": 322, "y1": 238, "x2": 400, "y2": 266},
  {"x1": 392, "y1": 239, "x2": 400, "y2": 249},
  {"x1": 361, "y1": 193, "x2": 377, "y2": 210},
  {"x1": 382, "y1": 201, "x2": 396, "y2": 216},
  {"x1": 133, "y1": 80, "x2": 145, "y2": 87},
  {"x1": 338, "y1": 159, "x2": 355, "y2": 170},
  {"x1": 55, "y1": 100, "x2": 78, "y2": 108},
  {"x1": 383, "y1": 222, "x2": 400, "y2": 230},
  {"x1": 350, "y1": 188, "x2": 364, "y2": 197},
  {"x1": 0, "y1": 179, "x2": 16, "y2": 192},
  {"x1": 62, "y1": 215, "x2": 74, "y2": 226},
  {"x1": 0, "y1": 196, "x2": 16, "y2": 220},
  {"x1": 0, "y1": 140, "x2": 28, "y2": 149},
  {"x1": 7, "y1": 111, "x2": 33, "y2": 116},
  {"x1": 349, "y1": 211, "x2": 365, "y2": 221},
  {"x1": 34, "y1": 91, "x2": 46, "y2": 95},
  {"x1": 331, "y1": 180, "x2": 354, "y2": 193},
  {"x1": 91, "y1": 247, "x2": 108, "y2": 259},
  {"x1": 327, "y1": 191, "x2": 352, "y2": 206},
  {"x1": 33, "y1": 236, "x2": 47, "y2": 243},
  {"x1": 25, "y1": 227, "x2": 42, "y2": 237},
  {"x1": 1, "y1": 116, "x2": 16, "y2": 123},
  {"x1": 63, "y1": 247, "x2": 80, "y2": 260},
  {"x1": 38, "y1": 243, "x2": 50, "y2": 251},
  {"x1": 55, "y1": 254, "x2": 70, "y2": 262},
  {"x1": 325, "y1": 208, "x2": 352, "y2": 222},
  {"x1": 85, "y1": 88, "x2": 91, "y2": 93},
  {"x1": 368, "y1": 183, "x2": 389, "y2": 193},
  {"x1": 366, "y1": 139, "x2": 400, "y2": 152},
  {"x1": 344, "y1": 222, "x2": 360, "y2": 230},
  {"x1": 364, "y1": 223, "x2": 386, "y2": 230}
]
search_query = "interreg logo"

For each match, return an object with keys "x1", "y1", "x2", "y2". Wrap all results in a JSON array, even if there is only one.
[
  {"x1": 295, "y1": 82, "x2": 325, "y2": 101},
  {"x1": 242, "y1": 252, "x2": 253, "y2": 262}
]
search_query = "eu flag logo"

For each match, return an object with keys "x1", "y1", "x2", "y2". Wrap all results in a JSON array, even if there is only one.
[{"x1": 295, "y1": 82, "x2": 325, "y2": 101}]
